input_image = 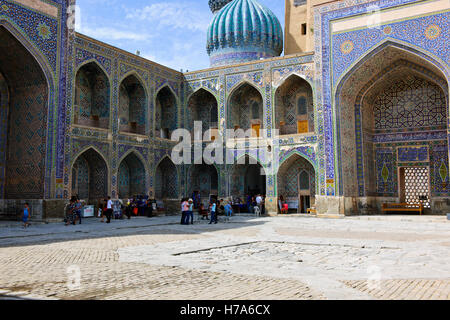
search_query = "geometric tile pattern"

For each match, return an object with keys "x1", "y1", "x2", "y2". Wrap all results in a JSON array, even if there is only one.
[
  {"x1": 72, "y1": 148, "x2": 108, "y2": 201},
  {"x1": 0, "y1": 26, "x2": 48, "y2": 199},
  {"x1": 118, "y1": 152, "x2": 146, "y2": 199},
  {"x1": 155, "y1": 157, "x2": 178, "y2": 199},
  {"x1": 372, "y1": 76, "x2": 446, "y2": 130},
  {"x1": 277, "y1": 154, "x2": 316, "y2": 198},
  {"x1": 228, "y1": 83, "x2": 263, "y2": 131}
]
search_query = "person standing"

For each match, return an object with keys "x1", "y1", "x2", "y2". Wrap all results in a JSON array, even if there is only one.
[
  {"x1": 106, "y1": 196, "x2": 113, "y2": 224},
  {"x1": 187, "y1": 199, "x2": 194, "y2": 225},
  {"x1": 22, "y1": 203, "x2": 31, "y2": 228},
  {"x1": 100, "y1": 198, "x2": 107, "y2": 222},
  {"x1": 74, "y1": 196, "x2": 83, "y2": 225},
  {"x1": 209, "y1": 200, "x2": 218, "y2": 224},
  {"x1": 256, "y1": 194, "x2": 263, "y2": 216},
  {"x1": 181, "y1": 198, "x2": 189, "y2": 225},
  {"x1": 66, "y1": 198, "x2": 76, "y2": 226}
]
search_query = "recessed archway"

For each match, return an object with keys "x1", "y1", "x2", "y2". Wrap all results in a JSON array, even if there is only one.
[
  {"x1": 118, "y1": 152, "x2": 147, "y2": 199},
  {"x1": 275, "y1": 74, "x2": 314, "y2": 136},
  {"x1": 71, "y1": 148, "x2": 108, "y2": 202},
  {"x1": 230, "y1": 156, "x2": 266, "y2": 198},
  {"x1": 336, "y1": 43, "x2": 449, "y2": 213},
  {"x1": 0, "y1": 26, "x2": 49, "y2": 199},
  {"x1": 277, "y1": 154, "x2": 316, "y2": 213},
  {"x1": 188, "y1": 89, "x2": 218, "y2": 141},
  {"x1": 119, "y1": 74, "x2": 147, "y2": 135},
  {"x1": 189, "y1": 163, "x2": 219, "y2": 199},
  {"x1": 155, "y1": 86, "x2": 177, "y2": 139},
  {"x1": 74, "y1": 61, "x2": 110, "y2": 129},
  {"x1": 155, "y1": 157, "x2": 178, "y2": 199},
  {"x1": 228, "y1": 83, "x2": 263, "y2": 137}
]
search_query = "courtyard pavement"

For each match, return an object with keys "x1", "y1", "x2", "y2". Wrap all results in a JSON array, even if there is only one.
[{"x1": 0, "y1": 214, "x2": 449, "y2": 300}]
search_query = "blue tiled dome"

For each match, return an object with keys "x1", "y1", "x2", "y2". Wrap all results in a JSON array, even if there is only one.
[
  {"x1": 206, "y1": 0, "x2": 283, "y2": 67},
  {"x1": 208, "y1": 0, "x2": 233, "y2": 14}
]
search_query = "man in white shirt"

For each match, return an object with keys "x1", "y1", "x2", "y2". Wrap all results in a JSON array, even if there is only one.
[
  {"x1": 256, "y1": 195, "x2": 263, "y2": 216},
  {"x1": 106, "y1": 196, "x2": 113, "y2": 224}
]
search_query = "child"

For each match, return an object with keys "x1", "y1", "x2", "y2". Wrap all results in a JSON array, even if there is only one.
[{"x1": 22, "y1": 203, "x2": 31, "y2": 228}]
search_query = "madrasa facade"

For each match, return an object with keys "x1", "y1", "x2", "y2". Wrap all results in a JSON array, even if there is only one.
[{"x1": 0, "y1": 0, "x2": 449, "y2": 220}]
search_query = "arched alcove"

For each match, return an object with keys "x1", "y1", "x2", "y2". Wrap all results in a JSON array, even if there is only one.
[
  {"x1": 74, "y1": 61, "x2": 110, "y2": 129},
  {"x1": 72, "y1": 148, "x2": 108, "y2": 202},
  {"x1": 230, "y1": 156, "x2": 266, "y2": 197},
  {"x1": 275, "y1": 75, "x2": 314, "y2": 136},
  {"x1": 228, "y1": 83, "x2": 263, "y2": 137},
  {"x1": 336, "y1": 43, "x2": 449, "y2": 212},
  {"x1": 155, "y1": 87, "x2": 177, "y2": 139},
  {"x1": 118, "y1": 152, "x2": 146, "y2": 199},
  {"x1": 119, "y1": 75, "x2": 147, "y2": 135},
  {"x1": 277, "y1": 154, "x2": 316, "y2": 213},
  {"x1": 188, "y1": 89, "x2": 218, "y2": 141},
  {"x1": 155, "y1": 157, "x2": 178, "y2": 199},
  {"x1": 0, "y1": 26, "x2": 49, "y2": 199}
]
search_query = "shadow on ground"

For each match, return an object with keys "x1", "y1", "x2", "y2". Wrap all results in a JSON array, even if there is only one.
[{"x1": 0, "y1": 214, "x2": 268, "y2": 248}]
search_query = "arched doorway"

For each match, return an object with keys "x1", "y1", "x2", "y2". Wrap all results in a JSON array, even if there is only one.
[
  {"x1": 275, "y1": 75, "x2": 314, "y2": 136},
  {"x1": 336, "y1": 43, "x2": 449, "y2": 213},
  {"x1": 72, "y1": 148, "x2": 108, "y2": 203},
  {"x1": 189, "y1": 163, "x2": 218, "y2": 206},
  {"x1": 118, "y1": 153, "x2": 146, "y2": 199},
  {"x1": 230, "y1": 156, "x2": 266, "y2": 198},
  {"x1": 155, "y1": 157, "x2": 178, "y2": 199},
  {"x1": 119, "y1": 75, "x2": 147, "y2": 135},
  {"x1": 155, "y1": 87, "x2": 177, "y2": 139},
  {"x1": 188, "y1": 89, "x2": 218, "y2": 141},
  {"x1": 277, "y1": 154, "x2": 316, "y2": 213},
  {"x1": 0, "y1": 26, "x2": 49, "y2": 199},
  {"x1": 228, "y1": 83, "x2": 263, "y2": 137},
  {"x1": 74, "y1": 61, "x2": 110, "y2": 129}
]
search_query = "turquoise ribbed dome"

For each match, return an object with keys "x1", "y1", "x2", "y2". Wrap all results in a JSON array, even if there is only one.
[{"x1": 206, "y1": 0, "x2": 283, "y2": 67}]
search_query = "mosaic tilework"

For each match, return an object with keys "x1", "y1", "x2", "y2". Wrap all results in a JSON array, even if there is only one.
[
  {"x1": 0, "y1": 26, "x2": 49, "y2": 199},
  {"x1": 277, "y1": 154, "x2": 316, "y2": 198},
  {"x1": 430, "y1": 144, "x2": 450, "y2": 196},
  {"x1": 228, "y1": 83, "x2": 263, "y2": 131},
  {"x1": 398, "y1": 147, "x2": 429, "y2": 163},
  {"x1": 118, "y1": 74, "x2": 147, "y2": 133},
  {"x1": 188, "y1": 164, "x2": 219, "y2": 197},
  {"x1": 155, "y1": 157, "x2": 178, "y2": 199},
  {"x1": 72, "y1": 148, "x2": 108, "y2": 200},
  {"x1": 187, "y1": 88, "x2": 218, "y2": 134},
  {"x1": 314, "y1": 0, "x2": 450, "y2": 198},
  {"x1": 274, "y1": 75, "x2": 314, "y2": 135},
  {"x1": 118, "y1": 152, "x2": 146, "y2": 198}
]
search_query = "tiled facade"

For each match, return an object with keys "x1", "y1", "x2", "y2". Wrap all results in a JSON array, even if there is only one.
[{"x1": 0, "y1": 0, "x2": 448, "y2": 219}]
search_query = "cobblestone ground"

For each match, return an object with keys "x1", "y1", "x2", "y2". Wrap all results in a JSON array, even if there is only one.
[{"x1": 0, "y1": 215, "x2": 449, "y2": 300}]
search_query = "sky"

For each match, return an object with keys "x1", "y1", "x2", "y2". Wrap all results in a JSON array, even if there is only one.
[{"x1": 75, "y1": 0, "x2": 285, "y2": 72}]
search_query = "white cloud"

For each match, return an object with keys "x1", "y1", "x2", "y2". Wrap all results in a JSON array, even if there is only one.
[
  {"x1": 125, "y1": 2, "x2": 211, "y2": 32},
  {"x1": 77, "y1": 25, "x2": 151, "y2": 41}
]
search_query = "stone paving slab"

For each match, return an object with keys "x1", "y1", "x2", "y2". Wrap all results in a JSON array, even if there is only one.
[{"x1": 0, "y1": 215, "x2": 449, "y2": 300}]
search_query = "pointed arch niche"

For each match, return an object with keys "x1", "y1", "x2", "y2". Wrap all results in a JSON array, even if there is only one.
[
  {"x1": 336, "y1": 42, "x2": 449, "y2": 212},
  {"x1": 119, "y1": 74, "x2": 147, "y2": 135},
  {"x1": 74, "y1": 61, "x2": 110, "y2": 129},
  {"x1": 275, "y1": 74, "x2": 314, "y2": 136}
]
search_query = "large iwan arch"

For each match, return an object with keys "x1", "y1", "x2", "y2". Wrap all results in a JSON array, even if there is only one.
[
  {"x1": 335, "y1": 41, "x2": 449, "y2": 214},
  {"x1": 0, "y1": 26, "x2": 50, "y2": 199}
]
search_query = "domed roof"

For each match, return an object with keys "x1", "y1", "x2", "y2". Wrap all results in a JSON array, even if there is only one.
[
  {"x1": 208, "y1": 0, "x2": 233, "y2": 14},
  {"x1": 207, "y1": 0, "x2": 283, "y2": 67}
]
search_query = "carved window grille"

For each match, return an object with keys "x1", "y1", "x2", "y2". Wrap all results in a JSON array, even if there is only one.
[{"x1": 404, "y1": 167, "x2": 431, "y2": 208}]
